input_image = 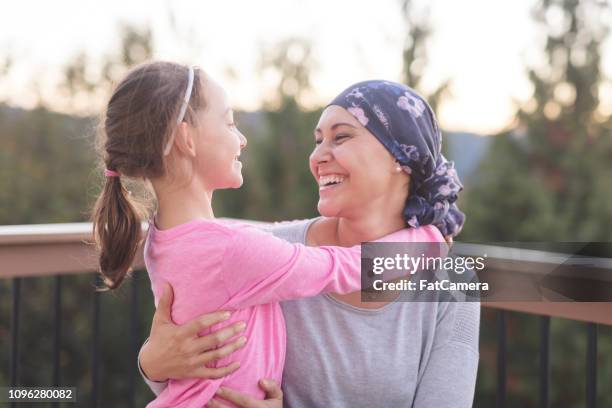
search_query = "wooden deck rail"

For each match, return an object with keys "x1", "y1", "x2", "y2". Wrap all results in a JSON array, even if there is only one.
[
  {"x1": 2, "y1": 222, "x2": 611, "y2": 324},
  {"x1": 1, "y1": 222, "x2": 610, "y2": 408}
]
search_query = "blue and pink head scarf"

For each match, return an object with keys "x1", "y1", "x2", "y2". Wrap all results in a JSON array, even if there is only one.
[{"x1": 329, "y1": 80, "x2": 465, "y2": 238}]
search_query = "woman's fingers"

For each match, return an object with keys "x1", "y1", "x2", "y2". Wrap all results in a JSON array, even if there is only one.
[
  {"x1": 209, "y1": 383, "x2": 283, "y2": 408},
  {"x1": 153, "y1": 283, "x2": 175, "y2": 325},
  {"x1": 214, "y1": 387, "x2": 258, "y2": 407},
  {"x1": 206, "y1": 398, "x2": 232, "y2": 408},
  {"x1": 259, "y1": 379, "x2": 282, "y2": 400},
  {"x1": 193, "y1": 361, "x2": 241, "y2": 379},
  {"x1": 142, "y1": 298, "x2": 246, "y2": 382},
  {"x1": 194, "y1": 321, "x2": 247, "y2": 353},
  {"x1": 194, "y1": 335, "x2": 247, "y2": 368},
  {"x1": 179, "y1": 310, "x2": 233, "y2": 338}
]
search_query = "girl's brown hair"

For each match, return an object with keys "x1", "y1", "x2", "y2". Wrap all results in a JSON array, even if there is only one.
[{"x1": 91, "y1": 61, "x2": 205, "y2": 290}]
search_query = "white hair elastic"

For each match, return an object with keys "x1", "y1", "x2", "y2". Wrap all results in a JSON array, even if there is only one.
[{"x1": 163, "y1": 66, "x2": 195, "y2": 156}]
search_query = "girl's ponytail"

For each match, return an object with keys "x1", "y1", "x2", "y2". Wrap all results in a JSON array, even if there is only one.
[
  {"x1": 92, "y1": 173, "x2": 146, "y2": 290},
  {"x1": 91, "y1": 61, "x2": 204, "y2": 290}
]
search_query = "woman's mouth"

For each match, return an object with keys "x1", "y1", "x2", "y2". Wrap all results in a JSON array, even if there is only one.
[{"x1": 318, "y1": 174, "x2": 346, "y2": 191}]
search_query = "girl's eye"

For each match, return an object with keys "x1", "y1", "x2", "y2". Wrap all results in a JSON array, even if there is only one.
[{"x1": 315, "y1": 139, "x2": 322, "y2": 145}]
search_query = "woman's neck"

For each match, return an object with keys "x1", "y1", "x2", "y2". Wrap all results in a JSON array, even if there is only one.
[
  {"x1": 336, "y1": 215, "x2": 406, "y2": 246},
  {"x1": 153, "y1": 178, "x2": 214, "y2": 230},
  {"x1": 307, "y1": 213, "x2": 406, "y2": 309}
]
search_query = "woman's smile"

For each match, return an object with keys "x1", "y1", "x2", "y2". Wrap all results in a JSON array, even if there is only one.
[{"x1": 318, "y1": 173, "x2": 347, "y2": 193}]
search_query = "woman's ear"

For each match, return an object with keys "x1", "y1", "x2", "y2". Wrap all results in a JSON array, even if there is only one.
[
  {"x1": 174, "y1": 122, "x2": 197, "y2": 158},
  {"x1": 394, "y1": 160, "x2": 410, "y2": 186}
]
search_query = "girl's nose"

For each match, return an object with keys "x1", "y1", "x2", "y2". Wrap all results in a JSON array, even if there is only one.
[{"x1": 239, "y1": 131, "x2": 247, "y2": 149}]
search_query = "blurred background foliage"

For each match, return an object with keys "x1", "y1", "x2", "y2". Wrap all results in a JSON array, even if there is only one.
[{"x1": 1, "y1": 0, "x2": 612, "y2": 406}]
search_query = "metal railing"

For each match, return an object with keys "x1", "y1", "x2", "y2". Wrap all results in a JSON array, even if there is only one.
[
  {"x1": 1, "y1": 222, "x2": 611, "y2": 407},
  {"x1": 1, "y1": 223, "x2": 145, "y2": 407}
]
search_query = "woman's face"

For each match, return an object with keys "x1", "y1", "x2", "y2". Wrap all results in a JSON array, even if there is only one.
[
  {"x1": 309, "y1": 105, "x2": 409, "y2": 219},
  {"x1": 191, "y1": 77, "x2": 247, "y2": 190}
]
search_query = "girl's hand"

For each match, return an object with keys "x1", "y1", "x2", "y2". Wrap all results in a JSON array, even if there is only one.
[
  {"x1": 140, "y1": 283, "x2": 248, "y2": 382},
  {"x1": 206, "y1": 379, "x2": 283, "y2": 408}
]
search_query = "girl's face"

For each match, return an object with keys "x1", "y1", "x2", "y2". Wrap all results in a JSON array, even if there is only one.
[
  {"x1": 191, "y1": 77, "x2": 247, "y2": 190},
  {"x1": 309, "y1": 105, "x2": 409, "y2": 219}
]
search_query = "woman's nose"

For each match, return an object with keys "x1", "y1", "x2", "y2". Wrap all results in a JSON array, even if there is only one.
[
  {"x1": 239, "y1": 131, "x2": 247, "y2": 149},
  {"x1": 310, "y1": 142, "x2": 332, "y2": 164}
]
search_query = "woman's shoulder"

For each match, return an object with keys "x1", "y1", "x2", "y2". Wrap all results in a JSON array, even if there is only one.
[
  {"x1": 266, "y1": 218, "x2": 318, "y2": 244},
  {"x1": 212, "y1": 218, "x2": 316, "y2": 248}
]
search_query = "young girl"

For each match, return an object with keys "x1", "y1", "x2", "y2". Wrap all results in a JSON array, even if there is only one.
[{"x1": 91, "y1": 61, "x2": 442, "y2": 408}]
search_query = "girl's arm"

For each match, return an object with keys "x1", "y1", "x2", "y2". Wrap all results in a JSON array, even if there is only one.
[
  {"x1": 220, "y1": 224, "x2": 409, "y2": 308},
  {"x1": 220, "y1": 223, "x2": 443, "y2": 309}
]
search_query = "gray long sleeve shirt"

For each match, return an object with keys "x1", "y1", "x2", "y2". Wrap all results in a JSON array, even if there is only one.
[{"x1": 140, "y1": 219, "x2": 480, "y2": 407}]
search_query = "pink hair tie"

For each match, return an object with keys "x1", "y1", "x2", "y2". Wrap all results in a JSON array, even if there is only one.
[{"x1": 104, "y1": 169, "x2": 121, "y2": 177}]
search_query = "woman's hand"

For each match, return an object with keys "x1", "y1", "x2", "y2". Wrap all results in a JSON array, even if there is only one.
[
  {"x1": 140, "y1": 283, "x2": 248, "y2": 382},
  {"x1": 206, "y1": 379, "x2": 283, "y2": 408}
]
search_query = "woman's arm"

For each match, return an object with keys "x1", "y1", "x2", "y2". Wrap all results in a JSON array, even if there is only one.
[
  {"x1": 206, "y1": 380, "x2": 283, "y2": 408},
  {"x1": 411, "y1": 301, "x2": 480, "y2": 407},
  {"x1": 139, "y1": 284, "x2": 247, "y2": 395}
]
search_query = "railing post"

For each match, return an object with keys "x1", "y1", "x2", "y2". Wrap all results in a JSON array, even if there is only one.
[
  {"x1": 539, "y1": 316, "x2": 550, "y2": 408},
  {"x1": 10, "y1": 277, "x2": 21, "y2": 408},
  {"x1": 51, "y1": 275, "x2": 62, "y2": 408},
  {"x1": 497, "y1": 310, "x2": 506, "y2": 408},
  {"x1": 586, "y1": 322, "x2": 597, "y2": 408},
  {"x1": 92, "y1": 274, "x2": 101, "y2": 408}
]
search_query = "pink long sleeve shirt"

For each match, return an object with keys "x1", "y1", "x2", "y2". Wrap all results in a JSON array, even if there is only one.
[{"x1": 143, "y1": 218, "x2": 443, "y2": 408}]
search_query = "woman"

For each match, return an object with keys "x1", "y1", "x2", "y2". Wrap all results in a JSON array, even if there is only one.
[{"x1": 139, "y1": 80, "x2": 480, "y2": 407}]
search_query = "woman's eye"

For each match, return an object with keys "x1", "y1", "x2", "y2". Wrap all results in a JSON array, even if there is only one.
[
  {"x1": 335, "y1": 134, "x2": 350, "y2": 141},
  {"x1": 315, "y1": 139, "x2": 323, "y2": 145}
]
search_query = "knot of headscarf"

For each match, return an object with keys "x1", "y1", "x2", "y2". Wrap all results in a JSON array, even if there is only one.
[{"x1": 329, "y1": 80, "x2": 465, "y2": 238}]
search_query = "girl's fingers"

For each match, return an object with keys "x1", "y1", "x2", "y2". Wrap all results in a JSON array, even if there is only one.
[
  {"x1": 180, "y1": 311, "x2": 233, "y2": 337},
  {"x1": 195, "y1": 336, "x2": 247, "y2": 367},
  {"x1": 192, "y1": 361, "x2": 241, "y2": 379},
  {"x1": 194, "y1": 322, "x2": 247, "y2": 353}
]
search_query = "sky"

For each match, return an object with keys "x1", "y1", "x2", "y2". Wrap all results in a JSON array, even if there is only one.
[{"x1": 1, "y1": 0, "x2": 611, "y2": 134}]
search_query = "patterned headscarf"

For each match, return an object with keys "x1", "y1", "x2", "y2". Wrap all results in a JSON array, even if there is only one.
[{"x1": 329, "y1": 80, "x2": 465, "y2": 238}]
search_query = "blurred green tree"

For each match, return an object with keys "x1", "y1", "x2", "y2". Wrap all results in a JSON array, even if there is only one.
[
  {"x1": 0, "y1": 24, "x2": 158, "y2": 407},
  {"x1": 400, "y1": 0, "x2": 450, "y2": 115},
  {"x1": 61, "y1": 23, "x2": 154, "y2": 115},
  {"x1": 214, "y1": 38, "x2": 321, "y2": 222},
  {"x1": 462, "y1": 1, "x2": 612, "y2": 407},
  {"x1": 462, "y1": 0, "x2": 612, "y2": 243}
]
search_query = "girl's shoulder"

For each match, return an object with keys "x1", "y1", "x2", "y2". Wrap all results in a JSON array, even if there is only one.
[
  {"x1": 375, "y1": 224, "x2": 446, "y2": 244},
  {"x1": 147, "y1": 218, "x2": 235, "y2": 243},
  {"x1": 412, "y1": 224, "x2": 446, "y2": 243}
]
